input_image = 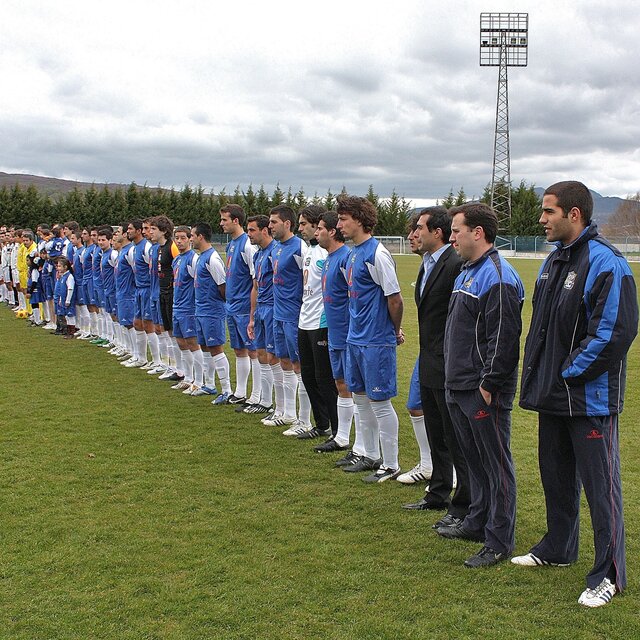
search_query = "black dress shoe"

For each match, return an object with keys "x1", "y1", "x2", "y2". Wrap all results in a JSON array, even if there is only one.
[
  {"x1": 436, "y1": 522, "x2": 484, "y2": 542},
  {"x1": 432, "y1": 514, "x2": 463, "y2": 529},
  {"x1": 402, "y1": 498, "x2": 448, "y2": 511}
]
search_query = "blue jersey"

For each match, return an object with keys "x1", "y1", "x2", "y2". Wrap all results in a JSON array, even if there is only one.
[
  {"x1": 72, "y1": 246, "x2": 85, "y2": 282},
  {"x1": 149, "y1": 243, "x2": 160, "y2": 302},
  {"x1": 254, "y1": 240, "x2": 275, "y2": 306},
  {"x1": 115, "y1": 243, "x2": 136, "y2": 300},
  {"x1": 272, "y1": 236, "x2": 305, "y2": 323},
  {"x1": 172, "y1": 249, "x2": 197, "y2": 315},
  {"x1": 133, "y1": 238, "x2": 152, "y2": 289},
  {"x1": 64, "y1": 240, "x2": 74, "y2": 262},
  {"x1": 224, "y1": 233, "x2": 255, "y2": 315},
  {"x1": 82, "y1": 244, "x2": 96, "y2": 285},
  {"x1": 56, "y1": 271, "x2": 76, "y2": 307},
  {"x1": 322, "y1": 244, "x2": 351, "y2": 350},
  {"x1": 346, "y1": 237, "x2": 400, "y2": 347},
  {"x1": 101, "y1": 249, "x2": 118, "y2": 296},
  {"x1": 195, "y1": 247, "x2": 226, "y2": 316},
  {"x1": 49, "y1": 236, "x2": 65, "y2": 258},
  {"x1": 92, "y1": 247, "x2": 104, "y2": 289}
]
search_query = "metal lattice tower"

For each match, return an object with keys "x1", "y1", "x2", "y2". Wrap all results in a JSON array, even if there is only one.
[{"x1": 480, "y1": 13, "x2": 528, "y2": 230}]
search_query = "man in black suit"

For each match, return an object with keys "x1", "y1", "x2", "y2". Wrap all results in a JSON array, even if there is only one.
[{"x1": 402, "y1": 207, "x2": 471, "y2": 528}]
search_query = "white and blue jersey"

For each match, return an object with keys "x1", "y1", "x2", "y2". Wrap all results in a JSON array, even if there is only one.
[
  {"x1": 321, "y1": 244, "x2": 351, "y2": 350},
  {"x1": 48, "y1": 236, "x2": 65, "y2": 258},
  {"x1": 299, "y1": 241, "x2": 327, "y2": 330},
  {"x1": 272, "y1": 236, "x2": 306, "y2": 323},
  {"x1": 346, "y1": 237, "x2": 399, "y2": 346},
  {"x1": 254, "y1": 240, "x2": 275, "y2": 306},
  {"x1": 172, "y1": 250, "x2": 198, "y2": 316},
  {"x1": 133, "y1": 238, "x2": 152, "y2": 289},
  {"x1": 224, "y1": 233, "x2": 256, "y2": 316},
  {"x1": 195, "y1": 247, "x2": 226, "y2": 317},
  {"x1": 101, "y1": 249, "x2": 118, "y2": 297},
  {"x1": 115, "y1": 244, "x2": 136, "y2": 300}
]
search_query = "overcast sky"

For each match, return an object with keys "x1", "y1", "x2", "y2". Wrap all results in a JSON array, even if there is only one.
[{"x1": 1, "y1": 0, "x2": 638, "y2": 205}]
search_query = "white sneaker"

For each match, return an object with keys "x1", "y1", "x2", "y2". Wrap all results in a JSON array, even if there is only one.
[
  {"x1": 283, "y1": 420, "x2": 313, "y2": 437},
  {"x1": 511, "y1": 553, "x2": 570, "y2": 567},
  {"x1": 146, "y1": 363, "x2": 165, "y2": 374},
  {"x1": 120, "y1": 356, "x2": 136, "y2": 365},
  {"x1": 184, "y1": 384, "x2": 200, "y2": 395},
  {"x1": 158, "y1": 369, "x2": 176, "y2": 381},
  {"x1": 124, "y1": 359, "x2": 147, "y2": 368},
  {"x1": 263, "y1": 415, "x2": 296, "y2": 428},
  {"x1": 171, "y1": 381, "x2": 191, "y2": 391},
  {"x1": 261, "y1": 410, "x2": 281, "y2": 424},
  {"x1": 396, "y1": 464, "x2": 432, "y2": 484},
  {"x1": 43, "y1": 323, "x2": 57, "y2": 330},
  {"x1": 140, "y1": 361, "x2": 155, "y2": 370},
  {"x1": 578, "y1": 578, "x2": 617, "y2": 608}
]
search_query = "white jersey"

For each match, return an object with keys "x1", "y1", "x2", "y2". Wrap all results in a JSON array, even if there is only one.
[{"x1": 298, "y1": 241, "x2": 328, "y2": 330}]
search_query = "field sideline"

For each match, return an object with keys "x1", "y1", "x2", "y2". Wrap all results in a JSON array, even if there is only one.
[{"x1": 2, "y1": 256, "x2": 640, "y2": 639}]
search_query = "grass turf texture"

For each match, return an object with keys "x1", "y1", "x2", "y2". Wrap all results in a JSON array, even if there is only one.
[{"x1": 2, "y1": 256, "x2": 640, "y2": 639}]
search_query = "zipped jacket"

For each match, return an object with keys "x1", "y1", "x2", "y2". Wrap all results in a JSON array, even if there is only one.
[
  {"x1": 444, "y1": 247, "x2": 524, "y2": 395},
  {"x1": 520, "y1": 225, "x2": 638, "y2": 416}
]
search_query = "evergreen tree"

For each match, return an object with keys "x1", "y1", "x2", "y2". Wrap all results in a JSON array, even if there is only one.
[
  {"x1": 294, "y1": 188, "x2": 307, "y2": 211},
  {"x1": 271, "y1": 183, "x2": 284, "y2": 208},
  {"x1": 324, "y1": 188, "x2": 335, "y2": 211},
  {"x1": 244, "y1": 184, "x2": 257, "y2": 215},
  {"x1": 454, "y1": 187, "x2": 467, "y2": 206},
  {"x1": 256, "y1": 185, "x2": 271, "y2": 215}
]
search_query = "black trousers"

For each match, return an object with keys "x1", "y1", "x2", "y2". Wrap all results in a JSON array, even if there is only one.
[
  {"x1": 298, "y1": 327, "x2": 337, "y2": 433},
  {"x1": 531, "y1": 413, "x2": 626, "y2": 591},
  {"x1": 159, "y1": 290, "x2": 173, "y2": 331},
  {"x1": 420, "y1": 384, "x2": 471, "y2": 520},
  {"x1": 447, "y1": 388, "x2": 517, "y2": 555}
]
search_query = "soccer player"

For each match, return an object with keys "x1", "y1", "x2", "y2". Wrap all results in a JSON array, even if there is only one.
[
  {"x1": 246, "y1": 215, "x2": 281, "y2": 415},
  {"x1": 190, "y1": 222, "x2": 232, "y2": 399},
  {"x1": 20, "y1": 231, "x2": 38, "y2": 317},
  {"x1": 514, "y1": 181, "x2": 638, "y2": 607},
  {"x1": 54, "y1": 257, "x2": 76, "y2": 338},
  {"x1": 79, "y1": 227, "x2": 98, "y2": 339},
  {"x1": 97, "y1": 227, "x2": 119, "y2": 348},
  {"x1": 220, "y1": 204, "x2": 260, "y2": 405},
  {"x1": 295, "y1": 205, "x2": 337, "y2": 440},
  {"x1": 69, "y1": 230, "x2": 91, "y2": 338},
  {"x1": 114, "y1": 224, "x2": 138, "y2": 362},
  {"x1": 264, "y1": 204, "x2": 310, "y2": 432},
  {"x1": 314, "y1": 210, "x2": 364, "y2": 459},
  {"x1": 437, "y1": 202, "x2": 523, "y2": 569},
  {"x1": 336, "y1": 194, "x2": 404, "y2": 483},
  {"x1": 170, "y1": 225, "x2": 201, "y2": 393},
  {"x1": 126, "y1": 219, "x2": 155, "y2": 367},
  {"x1": 89, "y1": 227, "x2": 108, "y2": 344}
]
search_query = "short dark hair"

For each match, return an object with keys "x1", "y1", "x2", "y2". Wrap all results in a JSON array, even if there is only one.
[
  {"x1": 97, "y1": 226, "x2": 113, "y2": 240},
  {"x1": 220, "y1": 204, "x2": 246, "y2": 226},
  {"x1": 336, "y1": 194, "x2": 377, "y2": 233},
  {"x1": 129, "y1": 219, "x2": 143, "y2": 232},
  {"x1": 174, "y1": 225, "x2": 191, "y2": 236},
  {"x1": 150, "y1": 215, "x2": 174, "y2": 240},
  {"x1": 247, "y1": 215, "x2": 271, "y2": 232},
  {"x1": 421, "y1": 206, "x2": 451, "y2": 239},
  {"x1": 63, "y1": 220, "x2": 80, "y2": 233},
  {"x1": 449, "y1": 202, "x2": 498, "y2": 244},
  {"x1": 544, "y1": 181, "x2": 593, "y2": 225},
  {"x1": 192, "y1": 222, "x2": 212, "y2": 242},
  {"x1": 269, "y1": 205, "x2": 297, "y2": 231},
  {"x1": 320, "y1": 211, "x2": 344, "y2": 243},
  {"x1": 299, "y1": 204, "x2": 327, "y2": 226}
]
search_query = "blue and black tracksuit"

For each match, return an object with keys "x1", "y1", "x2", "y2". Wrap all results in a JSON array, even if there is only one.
[
  {"x1": 444, "y1": 247, "x2": 524, "y2": 555},
  {"x1": 519, "y1": 224, "x2": 638, "y2": 591}
]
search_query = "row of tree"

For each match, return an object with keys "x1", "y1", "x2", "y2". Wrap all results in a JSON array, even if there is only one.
[{"x1": 0, "y1": 182, "x2": 416, "y2": 236}]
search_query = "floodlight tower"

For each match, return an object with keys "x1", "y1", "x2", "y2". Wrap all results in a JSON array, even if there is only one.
[{"x1": 480, "y1": 12, "x2": 528, "y2": 230}]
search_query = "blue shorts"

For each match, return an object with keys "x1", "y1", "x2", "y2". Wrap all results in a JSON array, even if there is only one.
[
  {"x1": 273, "y1": 319, "x2": 299, "y2": 363},
  {"x1": 173, "y1": 313, "x2": 197, "y2": 339},
  {"x1": 346, "y1": 343, "x2": 397, "y2": 401},
  {"x1": 254, "y1": 305, "x2": 275, "y2": 352},
  {"x1": 150, "y1": 298, "x2": 162, "y2": 326},
  {"x1": 329, "y1": 347, "x2": 346, "y2": 381},
  {"x1": 93, "y1": 283, "x2": 104, "y2": 308},
  {"x1": 406, "y1": 358, "x2": 422, "y2": 411},
  {"x1": 104, "y1": 292, "x2": 117, "y2": 316},
  {"x1": 75, "y1": 283, "x2": 87, "y2": 306},
  {"x1": 85, "y1": 279, "x2": 94, "y2": 305},
  {"x1": 43, "y1": 275, "x2": 54, "y2": 301},
  {"x1": 196, "y1": 316, "x2": 226, "y2": 347},
  {"x1": 135, "y1": 287, "x2": 152, "y2": 321},
  {"x1": 227, "y1": 313, "x2": 254, "y2": 350},
  {"x1": 117, "y1": 296, "x2": 135, "y2": 327}
]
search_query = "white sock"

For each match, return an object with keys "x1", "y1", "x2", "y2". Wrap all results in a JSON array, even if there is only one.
[
  {"x1": 98, "y1": 313, "x2": 105, "y2": 339},
  {"x1": 410, "y1": 414, "x2": 433, "y2": 470},
  {"x1": 148, "y1": 332, "x2": 160, "y2": 364},
  {"x1": 202, "y1": 351, "x2": 216, "y2": 387},
  {"x1": 260, "y1": 363, "x2": 273, "y2": 407},
  {"x1": 247, "y1": 357, "x2": 261, "y2": 404},
  {"x1": 173, "y1": 343, "x2": 184, "y2": 376},
  {"x1": 335, "y1": 396, "x2": 354, "y2": 447},
  {"x1": 213, "y1": 352, "x2": 232, "y2": 393},
  {"x1": 159, "y1": 331, "x2": 171, "y2": 364},
  {"x1": 192, "y1": 348, "x2": 204, "y2": 387},
  {"x1": 33, "y1": 307, "x2": 41, "y2": 323},
  {"x1": 371, "y1": 399, "x2": 399, "y2": 470},
  {"x1": 135, "y1": 330, "x2": 148, "y2": 361},
  {"x1": 18, "y1": 291, "x2": 26, "y2": 309},
  {"x1": 271, "y1": 362, "x2": 285, "y2": 415},
  {"x1": 234, "y1": 355, "x2": 250, "y2": 398},
  {"x1": 127, "y1": 327, "x2": 136, "y2": 354},
  {"x1": 297, "y1": 372, "x2": 311, "y2": 425},
  {"x1": 283, "y1": 369, "x2": 298, "y2": 419},
  {"x1": 181, "y1": 349, "x2": 194, "y2": 383},
  {"x1": 90, "y1": 311, "x2": 98, "y2": 335},
  {"x1": 352, "y1": 394, "x2": 380, "y2": 460}
]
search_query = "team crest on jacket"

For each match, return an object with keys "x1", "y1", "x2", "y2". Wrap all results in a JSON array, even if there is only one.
[
  {"x1": 563, "y1": 271, "x2": 577, "y2": 290},
  {"x1": 464, "y1": 277, "x2": 474, "y2": 289}
]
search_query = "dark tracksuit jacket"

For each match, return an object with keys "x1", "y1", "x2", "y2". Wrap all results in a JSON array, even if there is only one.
[{"x1": 519, "y1": 224, "x2": 638, "y2": 590}]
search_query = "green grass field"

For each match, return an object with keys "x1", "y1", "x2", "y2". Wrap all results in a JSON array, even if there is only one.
[{"x1": 2, "y1": 256, "x2": 640, "y2": 639}]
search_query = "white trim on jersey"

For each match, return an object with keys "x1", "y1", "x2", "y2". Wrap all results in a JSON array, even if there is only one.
[
  {"x1": 206, "y1": 251, "x2": 226, "y2": 285},
  {"x1": 367, "y1": 244, "x2": 401, "y2": 297}
]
